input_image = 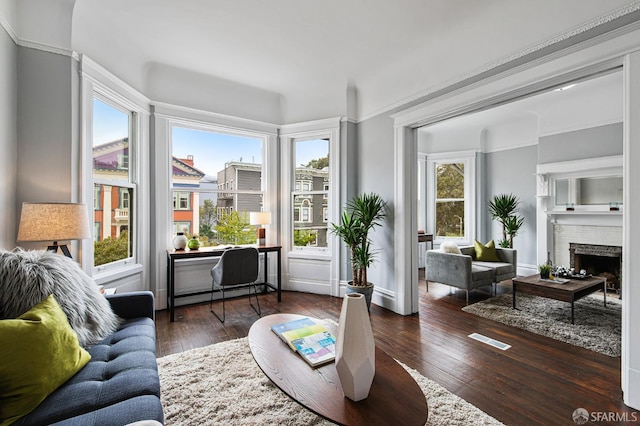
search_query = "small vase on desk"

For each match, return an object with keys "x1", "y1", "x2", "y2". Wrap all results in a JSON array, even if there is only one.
[
  {"x1": 335, "y1": 293, "x2": 375, "y2": 402},
  {"x1": 173, "y1": 232, "x2": 188, "y2": 250}
]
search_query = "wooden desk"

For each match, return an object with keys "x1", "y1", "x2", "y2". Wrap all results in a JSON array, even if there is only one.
[
  {"x1": 166, "y1": 245, "x2": 282, "y2": 322},
  {"x1": 248, "y1": 314, "x2": 428, "y2": 426}
]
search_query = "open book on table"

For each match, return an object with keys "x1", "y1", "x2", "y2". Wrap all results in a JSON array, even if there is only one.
[{"x1": 271, "y1": 317, "x2": 336, "y2": 368}]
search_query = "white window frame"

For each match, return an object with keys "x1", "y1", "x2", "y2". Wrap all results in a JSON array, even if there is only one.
[
  {"x1": 168, "y1": 123, "x2": 267, "y2": 244},
  {"x1": 79, "y1": 56, "x2": 149, "y2": 281},
  {"x1": 426, "y1": 151, "x2": 476, "y2": 247},
  {"x1": 281, "y1": 120, "x2": 340, "y2": 258}
]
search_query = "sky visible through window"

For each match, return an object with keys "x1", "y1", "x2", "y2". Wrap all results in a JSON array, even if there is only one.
[{"x1": 92, "y1": 100, "x2": 329, "y2": 177}]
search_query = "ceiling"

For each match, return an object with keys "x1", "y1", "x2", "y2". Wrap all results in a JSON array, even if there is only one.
[
  {"x1": 420, "y1": 69, "x2": 623, "y2": 141},
  {"x1": 64, "y1": 1, "x2": 639, "y2": 122}
]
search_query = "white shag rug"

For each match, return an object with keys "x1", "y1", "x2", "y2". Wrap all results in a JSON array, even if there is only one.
[
  {"x1": 158, "y1": 337, "x2": 503, "y2": 425},
  {"x1": 462, "y1": 293, "x2": 621, "y2": 357}
]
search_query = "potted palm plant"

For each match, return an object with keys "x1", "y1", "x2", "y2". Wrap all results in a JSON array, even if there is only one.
[
  {"x1": 331, "y1": 192, "x2": 387, "y2": 311},
  {"x1": 488, "y1": 193, "x2": 524, "y2": 248}
]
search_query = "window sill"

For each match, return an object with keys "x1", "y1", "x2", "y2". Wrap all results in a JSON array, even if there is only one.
[
  {"x1": 288, "y1": 249, "x2": 332, "y2": 260},
  {"x1": 93, "y1": 263, "x2": 144, "y2": 285}
]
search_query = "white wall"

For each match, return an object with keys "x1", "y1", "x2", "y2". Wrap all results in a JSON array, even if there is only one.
[
  {"x1": 144, "y1": 63, "x2": 284, "y2": 125},
  {"x1": 0, "y1": 24, "x2": 18, "y2": 248}
]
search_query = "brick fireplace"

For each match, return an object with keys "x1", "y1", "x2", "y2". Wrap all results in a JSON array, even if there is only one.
[
  {"x1": 552, "y1": 224, "x2": 622, "y2": 297},
  {"x1": 569, "y1": 242, "x2": 622, "y2": 296}
]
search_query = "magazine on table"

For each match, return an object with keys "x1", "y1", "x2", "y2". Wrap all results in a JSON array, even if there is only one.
[{"x1": 271, "y1": 317, "x2": 336, "y2": 367}]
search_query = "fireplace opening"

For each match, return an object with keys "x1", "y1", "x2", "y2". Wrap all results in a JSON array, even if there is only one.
[{"x1": 569, "y1": 243, "x2": 622, "y2": 297}]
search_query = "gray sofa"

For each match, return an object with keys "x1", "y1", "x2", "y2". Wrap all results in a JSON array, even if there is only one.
[
  {"x1": 426, "y1": 246, "x2": 517, "y2": 304},
  {"x1": 14, "y1": 291, "x2": 164, "y2": 426}
]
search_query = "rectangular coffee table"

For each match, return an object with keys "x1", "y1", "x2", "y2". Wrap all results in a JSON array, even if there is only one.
[
  {"x1": 248, "y1": 313, "x2": 428, "y2": 425},
  {"x1": 512, "y1": 274, "x2": 606, "y2": 324}
]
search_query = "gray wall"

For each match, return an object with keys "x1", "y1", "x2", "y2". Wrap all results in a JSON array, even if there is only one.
[
  {"x1": 355, "y1": 113, "x2": 396, "y2": 290},
  {"x1": 0, "y1": 27, "x2": 17, "y2": 248},
  {"x1": 16, "y1": 47, "x2": 77, "y2": 248},
  {"x1": 538, "y1": 122, "x2": 622, "y2": 163},
  {"x1": 483, "y1": 145, "x2": 538, "y2": 266}
]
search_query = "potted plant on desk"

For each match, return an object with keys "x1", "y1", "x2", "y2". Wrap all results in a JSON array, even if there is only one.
[{"x1": 331, "y1": 192, "x2": 387, "y2": 311}]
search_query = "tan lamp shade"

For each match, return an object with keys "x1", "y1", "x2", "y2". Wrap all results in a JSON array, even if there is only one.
[{"x1": 17, "y1": 202, "x2": 91, "y2": 242}]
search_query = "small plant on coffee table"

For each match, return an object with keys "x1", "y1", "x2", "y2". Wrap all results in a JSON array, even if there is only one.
[{"x1": 539, "y1": 264, "x2": 551, "y2": 279}]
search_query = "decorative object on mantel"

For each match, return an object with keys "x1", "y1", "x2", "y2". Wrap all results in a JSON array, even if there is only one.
[
  {"x1": 335, "y1": 293, "x2": 375, "y2": 402},
  {"x1": 609, "y1": 202, "x2": 620, "y2": 211},
  {"x1": 187, "y1": 235, "x2": 200, "y2": 250},
  {"x1": 565, "y1": 203, "x2": 575, "y2": 211},
  {"x1": 173, "y1": 232, "x2": 188, "y2": 250}
]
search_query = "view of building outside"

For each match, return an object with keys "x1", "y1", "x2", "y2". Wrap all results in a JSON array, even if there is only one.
[
  {"x1": 92, "y1": 98, "x2": 134, "y2": 267},
  {"x1": 293, "y1": 138, "x2": 329, "y2": 247},
  {"x1": 435, "y1": 162, "x2": 465, "y2": 237},
  {"x1": 92, "y1": 110, "x2": 331, "y2": 257},
  {"x1": 172, "y1": 127, "x2": 263, "y2": 246}
]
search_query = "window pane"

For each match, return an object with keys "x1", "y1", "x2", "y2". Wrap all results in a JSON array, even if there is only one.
[
  {"x1": 293, "y1": 194, "x2": 327, "y2": 247},
  {"x1": 293, "y1": 138, "x2": 329, "y2": 249},
  {"x1": 93, "y1": 185, "x2": 133, "y2": 266},
  {"x1": 435, "y1": 201, "x2": 464, "y2": 237},
  {"x1": 436, "y1": 163, "x2": 464, "y2": 199},
  {"x1": 93, "y1": 99, "x2": 130, "y2": 182},
  {"x1": 171, "y1": 127, "x2": 263, "y2": 247},
  {"x1": 92, "y1": 98, "x2": 134, "y2": 268}
]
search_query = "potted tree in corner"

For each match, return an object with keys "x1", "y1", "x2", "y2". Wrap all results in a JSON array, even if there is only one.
[
  {"x1": 331, "y1": 192, "x2": 387, "y2": 311},
  {"x1": 488, "y1": 193, "x2": 524, "y2": 248}
]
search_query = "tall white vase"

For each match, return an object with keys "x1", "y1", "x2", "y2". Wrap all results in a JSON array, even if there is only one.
[{"x1": 335, "y1": 293, "x2": 375, "y2": 401}]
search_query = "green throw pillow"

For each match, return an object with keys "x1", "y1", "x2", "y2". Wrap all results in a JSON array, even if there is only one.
[
  {"x1": 474, "y1": 240, "x2": 501, "y2": 262},
  {"x1": 0, "y1": 295, "x2": 91, "y2": 426}
]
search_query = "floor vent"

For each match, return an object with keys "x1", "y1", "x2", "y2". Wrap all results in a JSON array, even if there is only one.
[{"x1": 468, "y1": 333, "x2": 511, "y2": 350}]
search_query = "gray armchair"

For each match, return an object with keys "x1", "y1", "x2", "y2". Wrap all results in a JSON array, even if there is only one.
[
  {"x1": 210, "y1": 247, "x2": 261, "y2": 323},
  {"x1": 426, "y1": 246, "x2": 517, "y2": 304}
]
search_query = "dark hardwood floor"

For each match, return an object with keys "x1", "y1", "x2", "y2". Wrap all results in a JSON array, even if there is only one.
[{"x1": 155, "y1": 276, "x2": 632, "y2": 425}]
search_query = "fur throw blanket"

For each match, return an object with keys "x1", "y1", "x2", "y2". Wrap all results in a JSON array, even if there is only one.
[{"x1": 0, "y1": 249, "x2": 120, "y2": 347}]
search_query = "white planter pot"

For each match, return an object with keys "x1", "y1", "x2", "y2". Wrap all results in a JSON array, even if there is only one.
[{"x1": 335, "y1": 293, "x2": 375, "y2": 401}]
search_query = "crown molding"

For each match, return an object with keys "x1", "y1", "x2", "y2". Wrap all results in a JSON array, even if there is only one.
[
  {"x1": 17, "y1": 37, "x2": 75, "y2": 58},
  {"x1": 360, "y1": 3, "x2": 640, "y2": 123},
  {"x1": 538, "y1": 118, "x2": 623, "y2": 138},
  {"x1": 152, "y1": 101, "x2": 279, "y2": 136},
  {"x1": 0, "y1": 14, "x2": 17, "y2": 44}
]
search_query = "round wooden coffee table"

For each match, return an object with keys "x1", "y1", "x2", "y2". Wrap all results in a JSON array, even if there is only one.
[{"x1": 248, "y1": 313, "x2": 428, "y2": 425}]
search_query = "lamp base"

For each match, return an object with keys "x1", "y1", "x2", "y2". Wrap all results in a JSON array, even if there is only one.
[
  {"x1": 48, "y1": 242, "x2": 72, "y2": 258},
  {"x1": 256, "y1": 227, "x2": 266, "y2": 246}
]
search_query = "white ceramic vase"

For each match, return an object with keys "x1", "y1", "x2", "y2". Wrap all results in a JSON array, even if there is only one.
[
  {"x1": 335, "y1": 293, "x2": 375, "y2": 401},
  {"x1": 173, "y1": 232, "x2": 188, "y2": 250}
]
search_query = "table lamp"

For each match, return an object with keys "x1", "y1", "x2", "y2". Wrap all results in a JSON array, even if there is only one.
[
  {"x1": 17, "y1": 202, "x2": 91, "y2": 258},
  {"x1": 249, "y1": 211, "x2": 271, "y2": 246}
]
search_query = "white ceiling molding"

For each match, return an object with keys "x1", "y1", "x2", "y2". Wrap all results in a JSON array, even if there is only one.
[{"x1": 0, "y1": 14, "x2": 17, "y2": 44}]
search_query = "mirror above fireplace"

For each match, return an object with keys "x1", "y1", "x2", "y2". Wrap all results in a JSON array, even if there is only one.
[{"x1": 555, "y1": 176, "x2": 623, "y2": 207}]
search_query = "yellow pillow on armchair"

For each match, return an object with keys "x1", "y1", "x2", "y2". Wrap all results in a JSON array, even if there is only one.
[{"x1": 474, "y1": 240, "x2": 501, "y2": 262}]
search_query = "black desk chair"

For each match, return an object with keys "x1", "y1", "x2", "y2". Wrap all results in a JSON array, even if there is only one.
[{"x1": 210, "y1": 247, "x2": 261, "y2": 323}]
